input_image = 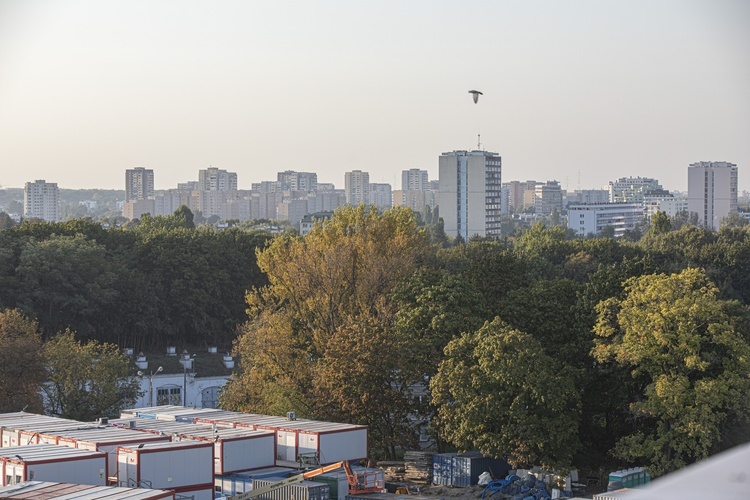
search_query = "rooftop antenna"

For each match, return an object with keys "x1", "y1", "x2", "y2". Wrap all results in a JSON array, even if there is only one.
[
  {"x1": 477, "y1": 133, "x2": 482, "y2": 151},
  {"x1": 577, "y1": 170, "x2": 581, "y2": 191}
]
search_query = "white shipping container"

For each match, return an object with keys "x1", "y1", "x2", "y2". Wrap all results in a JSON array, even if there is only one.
[
  {"x1": 53, "y1": 427, "x2": 171, "y2": 478},
  {"x1": 117, "y1": 440, "x2": 213, "y2": 492},
  {"x1": 0, "y1": 444, "x2": 107, "y2": 486},
  {"x1": 178, "y1": 428, "x2": 276, "y2": 474},
  {"x1": 296, "y1": 425, "x2": 368, "y2": 464}
]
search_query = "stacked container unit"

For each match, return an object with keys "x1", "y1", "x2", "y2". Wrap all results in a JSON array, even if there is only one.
[
  {"x1": 0, "y1": 413, "x2": 96, "y2": 448},
  {"x1": 120, "y1": 406, "x2": 226, "y2": 423},
  {"x1": 117, "y1": 440, "x2": 214, "y2": 500},
  {"x1": 0, "y1": 480, "x2": 176, "y2": 499},
  {"x1": 196, "y1": 413, "x2": 368, "y2": 465},
  {"x1": 177, "y1": 427, "x2": 276, "y2": 474},
  {"x1": 109, "y1": 418, "x2": 277, "y2": 475},
  {"x1": 109, "y1": 418, "x2": 214, "y2": 437},
  {"x1": 432, "y1": 452, "x2": 510, "y2": 487},
  {"x1": 252, "y1": 477, "x2": 330, "y2": 500},
  {"x1": 49, "y1": 427, "x2": 171, "y2": 482},
  {"x1": 214, "y1": 466, "x2": 298, "y2": 498},
  {"x1": 0, "y1": 444, "x2": 107, "y2": 486}
]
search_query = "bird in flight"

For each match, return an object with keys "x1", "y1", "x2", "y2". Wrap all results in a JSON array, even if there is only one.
[{"x1": 468, "y1": 90, "x2": 483, "y2": 103}]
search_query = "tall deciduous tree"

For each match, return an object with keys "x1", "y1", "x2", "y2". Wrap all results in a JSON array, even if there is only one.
[
  {"x1": 43, "y1": 331, "x2": 142, "y2": 420},
  {"x1": 432, "y1": 318, "x2": 581, "y2": 470},
  {"x1": 593, "y1": 268, "x2": 750, "y2": 475},
  {"x1": 221, "y1": 205, "x2": 427, "y2": 458},
  {"x1": 0, "y1": 309, "x2": 45, "y2": 413}
]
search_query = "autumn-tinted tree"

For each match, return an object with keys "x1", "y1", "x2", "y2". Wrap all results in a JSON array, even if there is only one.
[
  {"x1": 593, "y1": 268, "x2": 750, "y2": 475},
  {"x1": 43, "y1": 330, "x2": 142, "y2": 420},
  {"x1": 0, "y1": 309, "x2": 45, "y2": 413},
  {"x1": 221, "y1": 206, "x2": 427, "y2": 457},
  {"x1": 432, "y1": 318, "x2": 581, "y2": 470}
]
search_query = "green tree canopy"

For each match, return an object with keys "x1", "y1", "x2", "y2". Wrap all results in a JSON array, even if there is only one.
[
  {"x1": 43, "y1": 331, "x2": 142, "y2": 420},
  {"x1": 432, "y1": 318, "x2": 581, "y2": 470},
  {"x1": 593, "y1": 268, "x2": 750, "y2": 475}
]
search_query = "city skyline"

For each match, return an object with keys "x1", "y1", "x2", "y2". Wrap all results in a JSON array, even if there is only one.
[{"x1": 1, "y1": 1, "x2": 748, "y2": 192}]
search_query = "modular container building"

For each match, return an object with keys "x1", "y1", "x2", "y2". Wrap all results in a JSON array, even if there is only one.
[
  {"x1": 432, "y1": 452, "x2": 509, "y2": 487},
  {"x1": 0, "y1": 414, "x2": 96, "y2": 448},
  {"x1": 120, "y1": 406, "x2": 224, "y2": 423},
  {"x1": 0, "y1": 480, "x2": 176, "y2": 499},
  {"x1": 51, "y1": 427, "x2": 171, "y2": 480},
  {"x1": 116, "y1": 440, "x2": 214, "y2": 499},
  {"x1": 110, "y1": 418, "x2": 277, "y2": 474},
  {"x1": 252, "y1": 477, "x2": 330, "y2": 500},
  {"x1": 210, "y1": 415, "x2": 367, "y2": 465},
  {"x1": 0, "y1": 444, "x2": 107, "y2": 486},
  {"x1": 118, "y1": 407, "x2": 368, "y2": 465},
  {"x1": 177, "y1": 427, "x2": 276, "y2": 474},
  {"x1": 213, "y1": 467, "x2": 298, "y2": 497},
  {"x1": 109, "y1": 418, "x2": 213, "y2": 437}
]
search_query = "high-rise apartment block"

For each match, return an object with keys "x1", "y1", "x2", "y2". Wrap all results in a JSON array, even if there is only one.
[
  {"x1": 345, "y1": 170, "x2": 370, "y2": 205},
  {"x1": 277, "y1": 171, "x2": 318, "y2": 192},
  {"x1": 687, "y1": 161, "x2": 738, "y2": 230},
  {"x1": 199, "y1": 167, "x2": 237, "y2": 191},
  {"x1": 402, "y1": 169, "x2": 429, "y2": 191},
  {"x1": 24, "y1": 179, "x2": 59, "y2": 222},
  {"x1": 534, "y1": 181, "x2": 563, "y2": 216},
  {"x1": 125, "y1": 167, "x2": 154, "y2": 202},
  {"x1": 439, "y1": 150, "x2": 502, "y2": 240},
  {"x1": 369, "y1": 183, "x2": 393, "y2": 211}
]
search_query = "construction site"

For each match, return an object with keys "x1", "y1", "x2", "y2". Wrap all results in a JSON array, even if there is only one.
[{"x1": 0, "y1": 405, "x2": 577, "y2": 500}]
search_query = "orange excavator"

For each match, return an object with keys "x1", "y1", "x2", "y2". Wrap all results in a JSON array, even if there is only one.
[{"x1": 228, "y1": 460, "x2": 384, "y2": 500}]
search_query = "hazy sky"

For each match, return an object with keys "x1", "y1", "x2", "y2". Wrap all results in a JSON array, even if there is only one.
[{"x1": 1, "y1": 0, "x2": 748, "y2": 192}]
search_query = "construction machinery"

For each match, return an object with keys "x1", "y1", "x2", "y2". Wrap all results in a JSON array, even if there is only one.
[{"x1": 227, "y1": 460, "x2": 384, "y2": 500}]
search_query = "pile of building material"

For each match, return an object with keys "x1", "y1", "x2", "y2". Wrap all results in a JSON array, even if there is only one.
[
  {"x1": 403, "y1": 451, "x2": 432, "y2": 483},
  {"x1": 377, "y1": 461, "x2": 405, "y2": 481}
]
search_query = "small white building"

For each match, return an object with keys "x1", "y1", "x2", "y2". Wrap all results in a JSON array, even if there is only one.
[{"x1": 568, "y1": 203, "x2": 645, "y2": 238}]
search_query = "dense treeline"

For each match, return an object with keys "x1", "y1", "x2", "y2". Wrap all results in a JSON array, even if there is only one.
[
  {"x1": 220, "y1": 206, "x2": 750, "y2": 477},
  {"x1": 2, "y1": 205, "x2": 749, "y2": 477},
  {"x1": 0, "y1": 209, "x2": 270, "y2": 350}
]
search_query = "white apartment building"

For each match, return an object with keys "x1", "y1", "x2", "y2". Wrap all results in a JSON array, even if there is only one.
[
  {"x1": 648, "y1": 197, "x2": 689, "y2": 219},
  {"x1": 24, "y1": 179, "x2": 59, "y2": 222},
  {"x1": 402, "y1": 169, "x2": 429, "y2": 191},
  {"x1": 345, "y1": 170, "x2": 370, "y2": 205},
  {"x1": 568, "y1": 203, "x2": 645, "y2": 238},
  {"x1": 125, "y1": 167, "x2": 155, "y2": 202},
  {"x1": 608, "y1": 177, "x2": 662, "y2": 203},
  {"x1": 439, "y1": 150, "x2": 502, "y2": 239},
  {"x1": 687, "y1": 161, "x2": 738, "y2": 230},
  {"x1": 199, "y1": 167, "x2": 238, "y2": 191}
]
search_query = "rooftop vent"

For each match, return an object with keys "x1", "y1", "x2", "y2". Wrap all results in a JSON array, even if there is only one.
[
  {"x1": 223, "y1": 354, "x2": 234, "y2": 370},
  {"x1": 135, "y1": 352, "x2": 148, "y2": 370}
]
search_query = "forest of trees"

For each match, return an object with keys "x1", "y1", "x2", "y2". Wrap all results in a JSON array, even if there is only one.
[{"x1": 1, "y1": 205, "x2": 749, "y2": 478}]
